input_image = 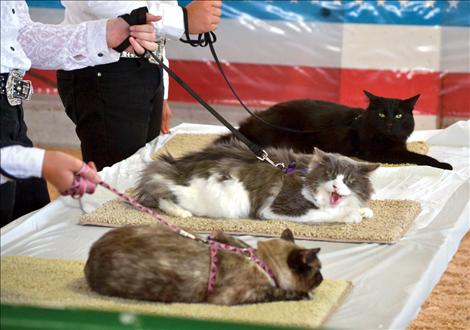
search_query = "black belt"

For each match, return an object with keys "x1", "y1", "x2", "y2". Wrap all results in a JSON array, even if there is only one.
[{"x1": 0, "y1": 73, "x2": 9, "y2": 95}]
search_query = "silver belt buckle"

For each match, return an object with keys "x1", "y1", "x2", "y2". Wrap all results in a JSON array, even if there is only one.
[
  {"x1": 147, "y1": 38, "x2": 165, "y2": 64},
  {"x1": 6, "y1": 70, "x2": 33, "y2": 106},
  {"x1": 119, "y1": 38, "x2": 165, "y2": 64}
]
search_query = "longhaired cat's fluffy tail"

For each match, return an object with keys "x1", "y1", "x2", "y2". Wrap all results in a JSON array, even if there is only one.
[{"x1": 134, "y1": 153, "x2": 179, "y2": 208}]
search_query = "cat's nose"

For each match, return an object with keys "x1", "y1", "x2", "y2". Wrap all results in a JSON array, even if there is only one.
[{"x1": 315, "y1": 272, "x2": 323, "y2": 283}]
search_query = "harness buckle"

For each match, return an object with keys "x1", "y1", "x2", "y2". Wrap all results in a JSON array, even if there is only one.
[{"x1": 256, "y1": 150, "x2": 285, "y2": 170}]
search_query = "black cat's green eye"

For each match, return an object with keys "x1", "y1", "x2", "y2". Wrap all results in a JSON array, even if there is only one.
[
  {"x1": 378, "y1": 112, "x2": 386, "y2": 118},
  {"x1": 395, "y1": 113, "x2": 403, "y2": 119}
]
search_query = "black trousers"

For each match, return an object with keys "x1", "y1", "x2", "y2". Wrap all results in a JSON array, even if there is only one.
[
  {"x1": 0, "y1": 96, "x2": 50, "y2": 226},
  {"x1": 57, "y1": 58, "x2": 163, "y2": 171}
]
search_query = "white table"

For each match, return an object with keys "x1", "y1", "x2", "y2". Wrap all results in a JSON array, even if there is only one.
[{"x1": 2, "y1": 121, "x2": 469, "y2": 329}]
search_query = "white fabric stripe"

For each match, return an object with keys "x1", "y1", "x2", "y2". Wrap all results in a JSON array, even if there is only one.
[
  {"x1": 341, "y1": 24, "x2": 441, "y2": 72},
  {"x1": 166, "y1": 19, "x2": 343, "y2": 68},
  {"x1": 440, "y1": 26, "x2": 470, "y2": 73},
  {"x1": 28, "y1": 8, "x2": 64, "y2": 24}
]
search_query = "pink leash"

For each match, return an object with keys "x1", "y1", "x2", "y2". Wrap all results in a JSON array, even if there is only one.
[{"x1": 64, "y1": 163, "x2": 277, "y2": 297}]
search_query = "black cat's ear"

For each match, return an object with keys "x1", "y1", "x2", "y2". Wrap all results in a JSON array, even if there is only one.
[
  {"x1": 400, "y1": 94, "x2": 420, "y2": 112},
  {"x1": 364, "y1": 90, "x2": 379, "y2": 102},
  {"x1": 280, "y1": 228, "x2": 295, "y2": 243},
  {"x1": 287, "y1": 248, "x2": 321, "y2": 273}
]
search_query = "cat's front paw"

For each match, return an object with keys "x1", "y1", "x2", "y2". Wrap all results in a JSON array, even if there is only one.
[
  {"x1": 437, "y1": 162, "x2": 453, "y2": 170},
  {"x1": 342, "y1": 213, "x2": 362, "y2": 224},
  {"x1": 359, "y1": 207, "x2": 374, "y2": 219},
  {"x1": 284, "y1": 290, "x2": 310, "y2": 301},
  {"x1": 174, "y1": 209, "x2": 193, "y2": 218}
]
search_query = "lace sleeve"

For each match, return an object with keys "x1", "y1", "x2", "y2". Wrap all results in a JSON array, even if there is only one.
[{"x1": 17, "y1": 2, "x2": 119, "y2": 71}]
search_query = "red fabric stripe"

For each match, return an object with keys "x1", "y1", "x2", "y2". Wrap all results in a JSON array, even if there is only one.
[
  {"x1": 441, "y1": 73, "x2": 470, "y2": 117},
  {"x1": 25, "y1": 64, "x2": 470, "y2": 117},
  {"x1": 338, "y1": 69, "x2": 441, "y2": 116},
  {"x1": 167, "y1": 60, "x2": 341, "y2": 107}
]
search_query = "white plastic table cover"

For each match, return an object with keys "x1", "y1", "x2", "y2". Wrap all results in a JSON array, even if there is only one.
[{"x1": 2, "y1": 121, "x2": 469, "y2": 330}]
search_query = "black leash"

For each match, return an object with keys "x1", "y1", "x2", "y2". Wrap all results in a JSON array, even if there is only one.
[
  {"x1": 145, "y1": 50, "x2": 285, "y2": 169},
  {"x1": 179, "y1": 7, "x2": 323, "y2": 135}
]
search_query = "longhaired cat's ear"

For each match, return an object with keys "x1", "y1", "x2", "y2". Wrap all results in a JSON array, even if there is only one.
[
  {"x1": 310, "y1": 147, "x2": 327, "y2": 169},
  {"x1": 280, "y1": 228, "x2": 295, "y2": 243},
  {"x1": 401, "y1": 94, "x2": 420, "y2": 112},
  {"x1": 312, "y1": 147, "x2": 327, "y2": 161},
  {"x1": 364, "y1": 90, "x2": 379, "y2": 102},
  {"x1": 287, "y1": 248, "x2": 321, "y2": 273},
  {"x1": 362, "y1": 162, "x2": 380, "y2": 172}
]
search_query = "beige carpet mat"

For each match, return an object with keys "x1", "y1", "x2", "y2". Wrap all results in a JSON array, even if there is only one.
[
  {"x1": 152, "y1": 133, "x2": 429, "y2": 166},
  {"x1": 80, "y1": 199, "x2": 422, "y2": 244},
  {"x1": 1, "y1": 256, "x2": 352, "y2": 329}
]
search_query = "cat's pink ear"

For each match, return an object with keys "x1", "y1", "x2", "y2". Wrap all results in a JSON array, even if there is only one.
[
  {"x1": 280, "y1": 228, "x2": 295, "y2": 243},
  {"x1": 401, "y1": 94, "x2": 420, "y2": 111},
  {"x1": 362, "y1": 162, "x2": 380, "y2": 172}
]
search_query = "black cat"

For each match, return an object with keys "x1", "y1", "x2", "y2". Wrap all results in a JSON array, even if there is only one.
[{"x1": 217, "y1": 91, "x2": 452, "y2": 170}]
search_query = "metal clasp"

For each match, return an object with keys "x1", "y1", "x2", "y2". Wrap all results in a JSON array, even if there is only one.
[
  {"x1": 6, "y1": 70, "x2": 33, "y2": 106},
  {"x1": 256, "y1": 150, "x2": 285, "y2": 170}
]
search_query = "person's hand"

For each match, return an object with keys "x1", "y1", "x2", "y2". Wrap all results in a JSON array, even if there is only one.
[
  {"x1": 161, "y1": 100, "x2": 172, "y2": 134},
  {"x1": 129, "y1": 14, "x2": 162, "y2": 54},
  {"x1": 186, "y1": 0, "x2": 222, "y2": 34},
  {"x1": 42, "y1": 151, "x2": 100, "y2": 194},
  {"x1": 106, "y1": 14, "x2": 162, "y2": 54}
]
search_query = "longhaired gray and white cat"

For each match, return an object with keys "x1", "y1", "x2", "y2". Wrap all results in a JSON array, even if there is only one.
[{"x1": 135, "y1": 140, "x2": 379, "y2": 224}]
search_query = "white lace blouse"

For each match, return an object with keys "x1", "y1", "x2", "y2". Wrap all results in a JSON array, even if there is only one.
[{"x1": 1, "y1": 0, "x2": 120, "y2": 74}]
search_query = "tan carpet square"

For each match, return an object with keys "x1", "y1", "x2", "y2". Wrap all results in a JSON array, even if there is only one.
[
  {"x1": 80, "y1": 199, "x2": 421, "y2": 244},
  {"x1": 1, "y1": 256, "x2": 351, "y2": 328}
]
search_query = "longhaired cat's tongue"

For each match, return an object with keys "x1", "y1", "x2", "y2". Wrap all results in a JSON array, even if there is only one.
[{"x1": 330, "y1": 192, "x2": 342, "y2": 206}]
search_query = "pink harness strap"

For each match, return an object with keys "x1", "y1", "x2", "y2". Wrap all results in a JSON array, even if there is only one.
[
  {"x1": 63, "y1": 167, "x2": 277, "y2": 298},
  {"x1": 207, "y1": 239, "x2": 276, "y2": 297}
]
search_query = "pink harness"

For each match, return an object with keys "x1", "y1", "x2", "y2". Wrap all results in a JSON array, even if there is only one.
[
  {"x1": 64, "y1": 164, "x2": 277, "y2": 297},
  {"x1": 207, "y1": 237, "x2": 276, "y2": 296}
]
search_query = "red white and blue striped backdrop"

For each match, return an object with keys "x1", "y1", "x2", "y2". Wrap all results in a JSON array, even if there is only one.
[{"x1": 27, "y1": 0, "x2": 470, "y2": 121}]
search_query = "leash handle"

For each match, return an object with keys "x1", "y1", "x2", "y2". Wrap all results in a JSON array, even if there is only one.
[{"x1": 113, "y1": 7, "x2": 149, "y2": 53}]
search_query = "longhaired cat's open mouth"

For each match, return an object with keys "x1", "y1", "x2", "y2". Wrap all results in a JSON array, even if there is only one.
[{"x1": 330, "y1": 192, "x2": 344, "y2": 206}]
